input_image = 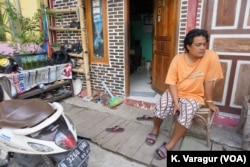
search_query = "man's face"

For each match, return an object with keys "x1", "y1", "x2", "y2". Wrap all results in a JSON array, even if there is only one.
[{"x1": 187, "y1": 36, "x2": 207, "y2": 58}]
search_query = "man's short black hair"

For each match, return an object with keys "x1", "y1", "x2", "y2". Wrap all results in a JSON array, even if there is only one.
[{"x1": 183, "y1": 29, "x2": 209, "y2": 52}]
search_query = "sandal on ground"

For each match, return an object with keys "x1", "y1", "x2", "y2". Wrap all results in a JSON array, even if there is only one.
[
  {"x1": 155, "y1": 142, "x2": 168, "y2": 160},
  {"x1": 136, "y1": 115, "x2": 153, "y2": 121},
  {"x1": 106, "y1": 125, "x2": 124, "y2": 133},
  {"x1": 145, "y1": 133, "x2": 157, "y2": 145}
]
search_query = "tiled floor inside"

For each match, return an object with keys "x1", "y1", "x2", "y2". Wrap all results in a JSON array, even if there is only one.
[{"x1": 128, "y1": 68, "x2": 160, "y2": 104}]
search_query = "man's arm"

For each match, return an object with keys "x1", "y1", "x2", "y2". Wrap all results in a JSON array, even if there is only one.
[
  {"x1": 168, "y1": 84, "x2": 180, "y2": 115},
  {"x1": 204, "y1": 80, "x2": 220, "y2": 113}
]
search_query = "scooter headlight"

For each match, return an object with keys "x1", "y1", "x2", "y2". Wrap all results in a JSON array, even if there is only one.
[
  {"x1": 28, "y1": 142, "x2": 53, "y2": 152},
  {"x1": 55, "y1": 129, "x2": 76, "y2": 150}
]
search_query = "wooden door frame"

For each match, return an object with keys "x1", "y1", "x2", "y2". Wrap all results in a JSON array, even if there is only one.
[
  {"x1": 124, "y1": 0, "x2": 180, "y2": 97},
  {"x1": 125, "y1": 0, "x2": 130, "y2": 97}
]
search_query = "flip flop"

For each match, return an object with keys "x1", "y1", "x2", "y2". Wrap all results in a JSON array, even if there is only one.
[
  {"x1": 155, "y1": 142, "x2": 168, "y2": 160},
  {"x1": 136, "y1": 115, "x2": 153, "y2": 121},
  {"x1": 145, "y1": 133, "x2": 157, "y2": 145},
  {"x1": 106, "y1": 125, "x2": 124, "y2": 133}
]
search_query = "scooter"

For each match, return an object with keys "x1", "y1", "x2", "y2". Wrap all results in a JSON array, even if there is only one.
[
  {"x1": 0, "y1": 98, "x2": 90, "y2": 167},
  {"x1": 0, "y1": 77, "x2": 90, "y2": 167}
]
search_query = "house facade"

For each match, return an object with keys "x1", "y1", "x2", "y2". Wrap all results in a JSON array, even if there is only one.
[
  {"x1": 186, "y1": 0, "x2": 250, "y2": 115},
  {"x1": 7, "y1": 0, "x2": 250, "y2": 116}
]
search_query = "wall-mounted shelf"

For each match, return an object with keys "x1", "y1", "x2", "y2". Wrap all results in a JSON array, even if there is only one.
[
  {"x1": 72, "y1": 68, "x2": 85, "y2": 73},
  {"x1": 47, "y1": 8, "x2": 77, "y2": 14},
  {"x1": 49, "y1": 26, "x2": 81, "y2": 32},
  {"x1": 68, "y1": 52, "x2": 85, "y2": 74},
  {"x1": 44, "y1": 0, "x2": 92, "y2": 97},
  {"x1": 68, "y1": 52, "x2": 83, "y2": 58}
]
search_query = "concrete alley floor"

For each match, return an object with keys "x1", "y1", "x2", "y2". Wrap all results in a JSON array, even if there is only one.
[{"x1": 61, "y1": 96, "x2": 243, "y2": 167}]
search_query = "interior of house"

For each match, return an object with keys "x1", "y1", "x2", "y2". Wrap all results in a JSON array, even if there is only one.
[{"x1": 128, "y1": 0, "x2": 160, "y2": 104}]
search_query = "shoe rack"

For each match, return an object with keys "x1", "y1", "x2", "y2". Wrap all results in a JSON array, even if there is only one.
[
  {"x1": 43, "y1": 0, "x2": 92, "y2": 97},
  {"x1": 18, "y1": 80, "x2": 74, "y2": 102}
]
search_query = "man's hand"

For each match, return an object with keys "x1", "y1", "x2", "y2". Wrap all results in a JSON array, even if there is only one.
[
  {"x1": 207, "y1": 103, "x2": 220, "y2": 114},
  {"x1": 173, "y1": 105, "x2": 180, "y2": 116}
]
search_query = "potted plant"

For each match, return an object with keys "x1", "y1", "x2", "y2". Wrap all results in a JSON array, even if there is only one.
[{"x1": 0, "y1": 1, "x2": 46, "y2": 69}]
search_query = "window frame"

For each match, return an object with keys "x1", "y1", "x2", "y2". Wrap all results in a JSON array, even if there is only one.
[{"x1": 86, "y1": 0, "x2": 108, "y2": 64}]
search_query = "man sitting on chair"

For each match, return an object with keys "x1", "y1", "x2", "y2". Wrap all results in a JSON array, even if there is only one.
[{"x1": 145, "y1": 29, "x2": 224, "y2": 160}]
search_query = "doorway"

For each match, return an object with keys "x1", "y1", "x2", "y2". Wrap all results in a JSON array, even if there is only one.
[{"x1": 128, "y1": 0, "x2": 160, "y2": 103}]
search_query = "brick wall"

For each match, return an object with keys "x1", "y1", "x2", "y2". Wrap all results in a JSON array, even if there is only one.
[
  {"x1": 49, "y1": 0, "x2": 204, "y2": 98},
  {"x1": 52, "y1": 0, "x2": 126, "y2": 97}
]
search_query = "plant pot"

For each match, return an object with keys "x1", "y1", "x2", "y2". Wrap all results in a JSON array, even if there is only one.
[{"x1": 52, "y1": 46, "x2": 61, "y2": 52}]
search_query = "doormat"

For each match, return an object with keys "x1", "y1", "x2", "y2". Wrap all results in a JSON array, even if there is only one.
[
  {"x1": 124, "y1": 98, "x2": 156, "y2": 110},
  {"x1": 131, "y1": 91, "x2": 156, "y2": 97}
]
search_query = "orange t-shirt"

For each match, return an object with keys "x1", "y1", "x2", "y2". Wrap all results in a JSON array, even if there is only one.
[{"x1": 165, "y1": 50, "x2": 223, "y2": 105}]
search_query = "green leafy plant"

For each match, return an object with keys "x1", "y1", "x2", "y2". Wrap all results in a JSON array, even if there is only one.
[{"x1": 0, "y1": 1, "x2": 44, "y2": 54}]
